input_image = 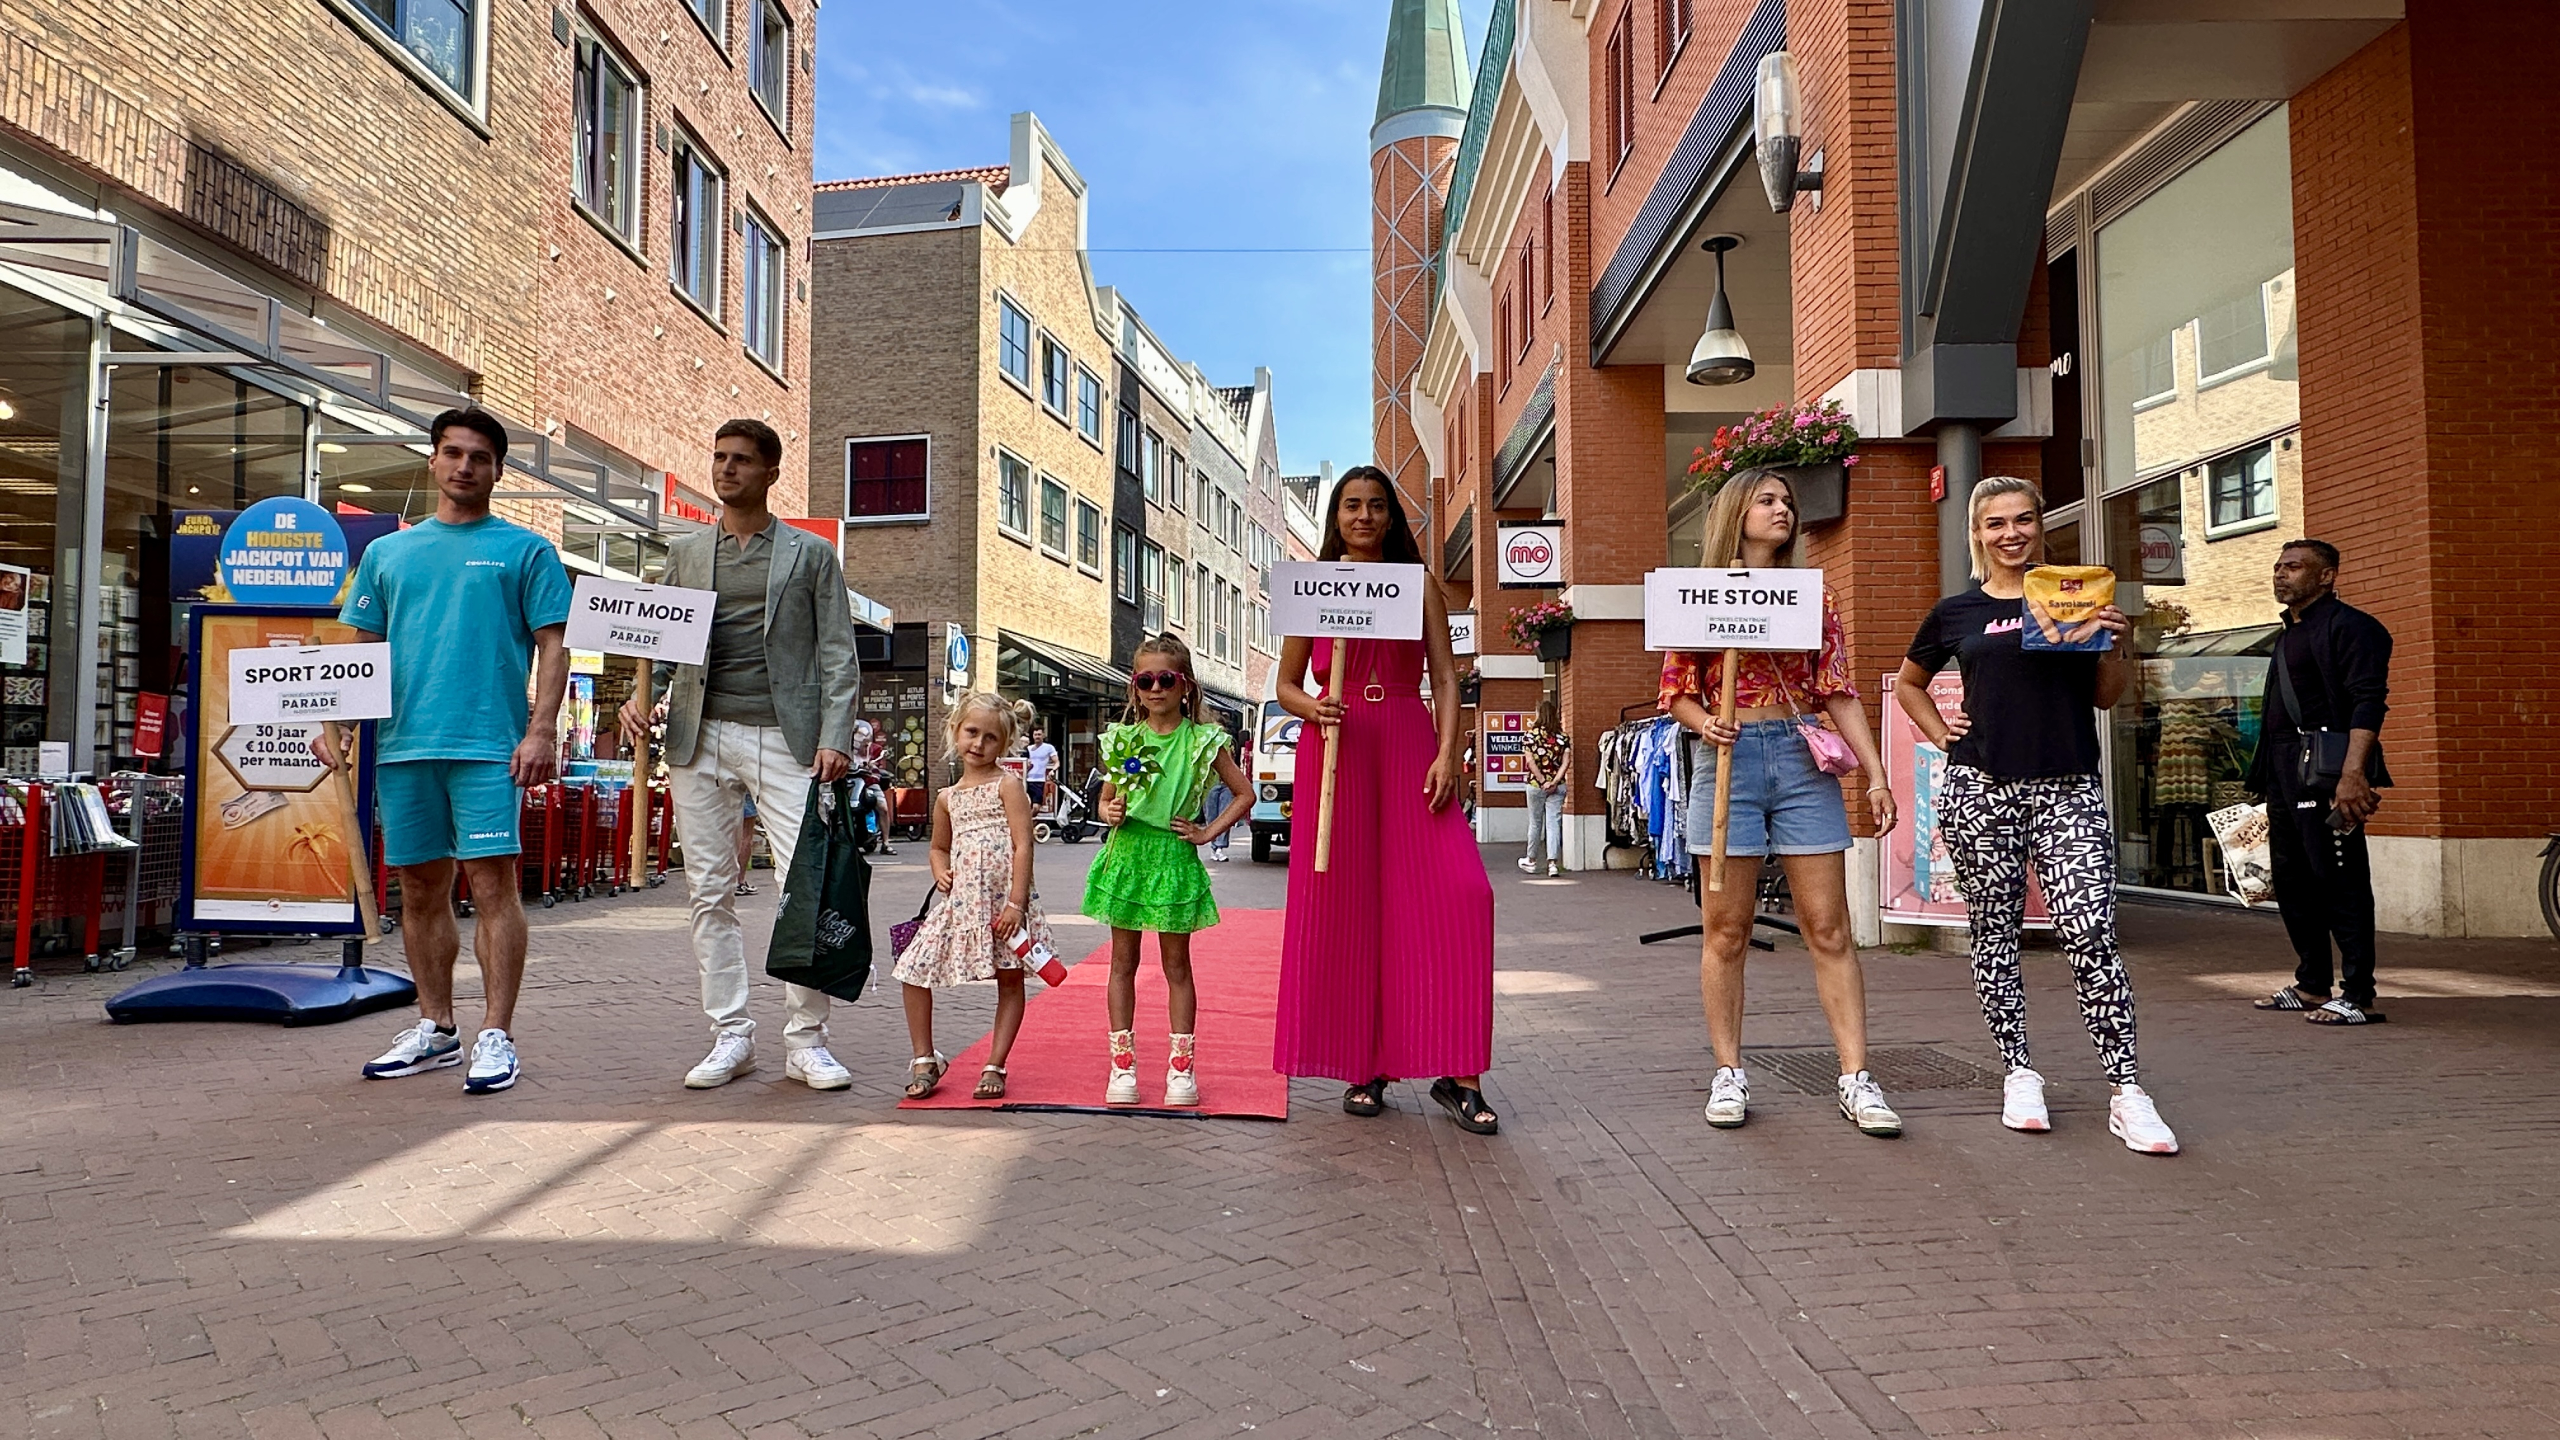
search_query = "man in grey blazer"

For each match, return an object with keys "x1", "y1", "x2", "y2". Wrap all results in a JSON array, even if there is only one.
[{"x1": 617, "y1": 419, "x2": 861, "y2": 1092}]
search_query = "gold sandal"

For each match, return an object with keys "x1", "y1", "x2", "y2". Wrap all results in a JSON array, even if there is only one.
[
  {"x1": 973, "y1": 1064, "x2": 1007, "y2": 1100},
  {"x1": 902, "y1": 1051, "x2": 948, "y2": 1099}
]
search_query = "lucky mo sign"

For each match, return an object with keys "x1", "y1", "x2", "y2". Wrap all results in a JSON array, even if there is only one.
[{"x1": 1269, "y1": 562, "x2": 1426, "y2": 641}]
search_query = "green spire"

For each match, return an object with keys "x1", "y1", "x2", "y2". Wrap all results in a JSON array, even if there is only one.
[{"x1": 1375, "y1": 0, "x2": 1471, "y2": 128}]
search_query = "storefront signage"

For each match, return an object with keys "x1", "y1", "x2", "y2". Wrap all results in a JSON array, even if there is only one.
[
  {"x1": 1448, "y1": 610, "x2": 1477, "y2": 656},
  {"x1": 1480, "y1": 710, "x2": 1531, "y2": 793},
  {"x1": 2138, "y1": 523, "x2": 2185, "y2": 583},
  {"x1": 1269, "y1": 562, "x2": 1425, "y2": 639},
  {"x1": 133, "y1": 694, "x2": 168, "y2": 758},
  {"x1": 215, "y1": 722, "x2": 332, "y2": 793},
  {"x1": 1642, "y1": 568, "x2": 1824, "y2": 651},
  {"x1": 217, "y1": 499, "x2": 353, "y2": 607},
  {"x1": 0, "y1": 561, "x2": 28, "y2": 665},
  {"x1": 1878, "y1": 669, "x2": 2051, "y2": 929},
  {"x1": 562, "y1": 576, "x2": 716, "y2": 665},
  {"x1": 663, "y1": 473, "x2": 719, "y2": 525},
  {"x1": 174, "y1": 509, "x2": 398, "y2": 605},
  {"x1": 226, "y1": 643, "x2": 394, "y2": 723},
  {"x1": 1496, "y1": 524, "x2": 1562, "y2": 588}
]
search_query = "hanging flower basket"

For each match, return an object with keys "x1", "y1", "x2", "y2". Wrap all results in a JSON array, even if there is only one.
[
  {"x1": 1503, "y1": 600, "x2": 1574, "y2": 655},
  {"x1": 1688, "y1": 400, "x2": 1861, "y2": 526},
  {"x1": 1536, "y1": 627, "x2": 1572, "y2": 662}
]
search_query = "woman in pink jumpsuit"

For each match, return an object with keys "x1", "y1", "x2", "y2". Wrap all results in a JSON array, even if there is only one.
[{"x1": 1272, "y1": 467, "x2": 1498, "y2": 1133}]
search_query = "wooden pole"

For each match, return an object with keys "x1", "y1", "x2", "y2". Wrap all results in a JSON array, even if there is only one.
[
  {"x1": 1706, "y1": 646, "x2": 1741, "y2": 892},
  {"x1": 628, "y1": 660, "x2": 653, "y2": 889},
  {"x1": 1313, "y1": 636, "x2": 1348, "y2": 873},
  {"x1": 323, "y1": 721, "x2": 384, "y2": 944}
]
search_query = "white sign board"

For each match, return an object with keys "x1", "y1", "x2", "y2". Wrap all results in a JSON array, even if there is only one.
[
  {"x1": 1497, "y1": 524, "x2": 1562, "y2": 588},
  {"x1": 1643, "y1": 568, "x2": 1824, "y2": 652},
  {"x1": 563, "y1": 576, "x2": 717, "y2": 665},
  {"x1": 227, "y1": 643, "x2": 394, "y2": 723},
  {"x1": 1269, "y1": 562, "x2": 1426, "y2": 641},
  {"x1": 1448, "y1": 610, "x2": 1477, "y2": 656},
  {"x1": 214, "y1": 723, "x2": 332, "y2": 793}
]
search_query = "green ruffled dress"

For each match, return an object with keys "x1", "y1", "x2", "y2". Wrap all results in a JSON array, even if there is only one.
[{"x1": 1082, "y1": 718, "x2": 1224, "y2": 933}]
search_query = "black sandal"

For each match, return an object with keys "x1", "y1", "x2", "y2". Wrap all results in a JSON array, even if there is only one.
[
  {"x1": 1343, "y1": 1076, "x2": 1390, "y2": 1117},
  {"x1": 1429, "y1": 1077, "x2": 1499, "y2": 1134}
]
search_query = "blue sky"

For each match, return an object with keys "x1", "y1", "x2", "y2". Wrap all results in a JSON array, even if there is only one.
[{"x1": 814, "y1": 1, "x2": 1488, "y2": 476}]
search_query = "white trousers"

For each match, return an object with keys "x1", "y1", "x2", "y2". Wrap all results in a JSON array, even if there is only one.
[
  {"x1": 1524, "y1": 784, "x2": 1566, "y2": 867},
  {"x1": 670, "y1": 718, "x2": 829, "y2": 1050}
]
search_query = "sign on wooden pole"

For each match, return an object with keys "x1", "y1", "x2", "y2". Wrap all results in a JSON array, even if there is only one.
[
  {"x1": 1270, "y1": 562, "x2": 1427, "y2": 872},
  {"x1": 1644, "y1": 567, "x2": 1826, "y2": 892}
]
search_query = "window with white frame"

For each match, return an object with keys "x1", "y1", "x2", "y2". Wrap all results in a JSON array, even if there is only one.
[
  {"x1": 750, "y1": 0, "x2": 790, "y2": 123},
  {"x1": 1197, "y1": 567, "x2": 1213, "y2": 643},
  {"x1": 1141, "y1": 428, "x2": 1163, "y2": 502},
  {"x1": 2207, "y1": 442, "x2": 2279, "y2": 533},
  {"x1": 740, "y1": 207, "x2": 784, "y2": 368},
  {"x1": 1141, "y1": 542, "x2": 1166, "y2": 633},
  {"x1": 1075, "y1": 366, "x2": 1104, "y2": 442},
  {"x1": 1169, "y1": 454, "x2": 1186, "y2": 512},
  {"x1": 1075, "y1": 498, "x2": 1103, "y2": 573},
  {"x1": 575, "y1": 32, "x2": 641, "y2": 241},
  {"x1": 1039, "y1": 476, "x2": 1070, "y2": 557},
  {"x1": 1040, "y1": 336, "x2": 1070, "y2": 416},
  {"x1": 1115, "y1": 525, "x2": 1139, "y2": 603},
  {"x1": 351, "y1": 0, "x2": 477, "y2": 99},
  {"x1": 2197, "y1": 283, "x2": 2275, "y2": 384},
  {"x1": 998, "y1": 297, "x2": 1032, "y2": 389},
  {"x1": 1171, "y1": 557, "x2": 1188, "y2": 628},
  {"x1": 670, "y1": 131, "x2": 722, "y2": 315},
  {"x1": 845, "y1": 436, "x2": 929, "y2": 521},
  {"x1": 682, "y1": 0, "x2": 723, "y2": 40},
  {"x1": 996, "y1": 451, "x2": 1030, "y2": 537}
]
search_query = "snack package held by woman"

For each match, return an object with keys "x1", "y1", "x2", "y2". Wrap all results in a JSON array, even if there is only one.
[{"x1": 2022, "y1": 565, "x2": 2117, "y2": 651}]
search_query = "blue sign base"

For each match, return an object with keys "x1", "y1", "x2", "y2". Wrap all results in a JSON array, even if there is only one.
[{"x1": 106, "y1": 943, "x2": 416, "y2": 1026}]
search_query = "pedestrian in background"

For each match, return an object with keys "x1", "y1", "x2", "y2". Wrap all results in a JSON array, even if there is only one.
[
  {"x1": 1664, "y1": 470, "x2": 1902, "y2": 1137},
  {"x1": 1024, "y1": 726, "x2": 1059, "y2": 818},
  {"x1": 733, "y1": 794, "x2": 759, "y2": 897},
  {"x1": 1517, "y1": 705, "x2": 1569, "y2": 878},
  {"x1": 619, "y1": 419, "x2": 863, "y2": 1094},
  {"x1": 2249, "y1": 539, "x2": 2392, "y2": 1026},
  {"x1": 341, "y1": 406, "x2": 571, "y2": 1096},
  {"x1": 1893, "y1": 476, "x2": 2178, "y2": 1155}
]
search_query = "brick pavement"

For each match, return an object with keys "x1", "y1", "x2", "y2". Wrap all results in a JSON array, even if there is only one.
[{"x1": 6, "y1": 845, "x2": 2559, "y2": 1438}]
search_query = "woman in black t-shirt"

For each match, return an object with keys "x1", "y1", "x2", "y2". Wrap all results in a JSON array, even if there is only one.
[{"x1": 1891, "y1": 477, "x2": 2179, "y2": 1156}]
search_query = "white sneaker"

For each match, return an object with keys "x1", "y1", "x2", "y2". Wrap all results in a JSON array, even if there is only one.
[
  {"x1": 1164, "y1": 1065, "x2": 1200, "y2": 1107},
  {"x1": 785, "y1": 1046, "x2": 852, "y2": 1091},
  {"x1": 2108, "y1": 1084, "x2": 2180, "y2": 1155},
  {"x1": 1547, "y1": 861, "x2": 1560, "y2": 877},
  {"x1": 1704, "y1": 1066, "x2": 1748, "y2": 1128},
  {"x1": 362, "y1": 1018, "x2": 463, "y2": 1079},
  {"x1": 464, "y1": 1029, "x2": 519, "y2": 1094},
  {"x1": 2001, "y1": 1067, "x2": 2050, "y2": 1132},
  {"x1": 1838, "y1": 1070, "x2": 1903, "y2": 1137},
  {"x1": 1517, "y1": 857, "x2": 1537, "y2": 873},
  {"x1": 685, "y1": 1033, "x2": 756, "y2": 1089},
  {"x1": 1105, "y1": 1065, "x2": 1141, "y2": 1106}
]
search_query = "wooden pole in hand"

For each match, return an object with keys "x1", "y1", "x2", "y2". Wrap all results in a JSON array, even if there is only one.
[
  {"x1": 1706, "y1": 646, "x2": 1741, "y2": 892},
  {"x1": 323, "y1": 721, "x2": 383, "y2": 944},
  {"x1": 628, "y1": 659, "x2": 653, "y2": 890},
  {"x1": 1313, "y1": 636, "x2": 1348, "y2": 872}
]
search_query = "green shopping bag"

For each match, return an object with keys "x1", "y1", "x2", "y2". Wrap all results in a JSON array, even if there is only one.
[{"x1": 764, "y1": 779, "x2": 874, "y2": 1001}]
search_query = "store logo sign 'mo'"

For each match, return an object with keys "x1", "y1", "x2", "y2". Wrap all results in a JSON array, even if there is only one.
[{"x1": 1496, "y1": 523, "x2": 1563, "y2": 588}]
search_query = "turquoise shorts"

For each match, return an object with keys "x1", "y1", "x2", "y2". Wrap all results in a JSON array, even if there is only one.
[{"x1": 377, "y1": 760, "x2": 521, "y2": 867}]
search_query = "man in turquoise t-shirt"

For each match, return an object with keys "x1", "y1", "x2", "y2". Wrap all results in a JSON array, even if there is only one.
[{"x1": 337, "y1": 406, "x2": 571, "y2": 1096}]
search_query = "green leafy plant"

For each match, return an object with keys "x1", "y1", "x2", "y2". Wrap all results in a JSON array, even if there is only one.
[{"x1": 1687, "y1": 399, "x2": 1861, "y2": 494}]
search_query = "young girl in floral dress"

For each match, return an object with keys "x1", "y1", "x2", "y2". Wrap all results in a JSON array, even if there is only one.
[
  {"x1": 1083, "y1": 634, "x2": 1253, "y2": 1106},
  {"x1": 893, "y1": 693, "x2": 1054, "y2": 1101}
]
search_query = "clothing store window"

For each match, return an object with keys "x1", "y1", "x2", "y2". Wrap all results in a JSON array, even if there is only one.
[
  {"x1": 0, "y1": 288, "x2": 91, "y2": 773},
  {"x1": 2091, "y1": 106, "x2": 2298, "y2": 895}
]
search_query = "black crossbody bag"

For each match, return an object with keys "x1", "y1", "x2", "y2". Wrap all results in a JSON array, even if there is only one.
[{"x1": 2271, "y1": 647, "x2": 2350, "y2": 796}]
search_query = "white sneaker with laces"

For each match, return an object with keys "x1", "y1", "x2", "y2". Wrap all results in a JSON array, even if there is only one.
[
  {"x1": 1838, "y1": 1070, "x2": 1903, "y2": 1137},
  {"x1": 1704, "y1": 1066, "x2": 1748, "y2": 1128},
  {"x1": 2002, "y1": 1067, "x2": 2050, "y2": 1132},
  {"x1": 1105, "y1": 1065, "x2": 1141, "y2": 1106},
  {"x1": 363, "y1": 1018, "x2": 463, "y2": 1079},
  {"x1": 785, "y1": 1046, "x2": 852, "y2": 1091},
  {"x1": 464, "y1": 1029, "x2": 519, "y2": 1094},
  {"x1": 685, "y1": 1033, "x2": 756, "y2": 1089},
  {"x1": 1164, "y1": 1065, "x2": 1200, "y2": 1107},
  {"x1": 2108, "y1": 1084, "x2": 2180, "y2": 1154}
]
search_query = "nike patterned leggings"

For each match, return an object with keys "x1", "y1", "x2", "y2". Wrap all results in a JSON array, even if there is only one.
[{"x1": 1939, "y1": 766, "x2": 2139, "y2": 1086}]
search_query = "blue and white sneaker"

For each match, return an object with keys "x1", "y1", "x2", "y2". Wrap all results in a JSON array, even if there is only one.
[
  {"x1": 464, "y1": 1028, "x2": 520, "y2": 1094},
  {"x1": 362, "y1": 1019, "x2": 464, "y2": 1079}
]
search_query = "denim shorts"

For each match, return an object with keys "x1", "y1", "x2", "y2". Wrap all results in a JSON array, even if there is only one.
[
  {"x1": 377, "y1": 759, "x2": 521, "y2": 868},
  {"x1": 1683, "y1": 719, "x2": 1852, "y2": 857}
]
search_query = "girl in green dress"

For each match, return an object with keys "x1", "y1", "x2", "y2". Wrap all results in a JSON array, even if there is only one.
[{"x1": 1084, "y1": 634, "x2": 1253, "y2": 1106}]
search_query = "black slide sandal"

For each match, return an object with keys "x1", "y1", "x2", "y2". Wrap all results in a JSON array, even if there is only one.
[
  {"x1": 1430, "y1": 1077, "x2": 1499, "y2": 1134},
  {"x1": 1343, "y1": 1077, "x2": 1389, "y2": 1116}
]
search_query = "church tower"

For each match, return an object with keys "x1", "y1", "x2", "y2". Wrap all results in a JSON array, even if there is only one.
[{"x1": 1370, "y1": 0, "x2": 1470, "y2": 511}]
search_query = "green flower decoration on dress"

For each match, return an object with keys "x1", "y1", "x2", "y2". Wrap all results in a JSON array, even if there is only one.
[{"x1": 1101, "y1": 725, "x2": 1167, "y2": 806}]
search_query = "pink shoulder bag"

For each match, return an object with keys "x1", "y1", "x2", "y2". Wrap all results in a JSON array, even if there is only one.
[{"x1": 1762, "y1": 655, "x2": 1860, "y2": 776}]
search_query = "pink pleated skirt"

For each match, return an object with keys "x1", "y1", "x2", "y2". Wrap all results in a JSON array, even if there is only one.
[{"x1": 1272, "y1": 689, "x2": 1495, "y2": 1083}]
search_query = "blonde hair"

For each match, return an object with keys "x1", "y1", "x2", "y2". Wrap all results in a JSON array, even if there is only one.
[
  {"x1": 1699, "y1": 468, "x2": 1803, "y2": 569},
  {"x1": 1966, "y1": 476, "x2": 2046, "y2": 580},
  {"x1": 1125, "y1": 632, "x2": 1205, "y2": 724},
  {"x1": 943, "y1": 691, "x2": 1037, "y2": 753}
]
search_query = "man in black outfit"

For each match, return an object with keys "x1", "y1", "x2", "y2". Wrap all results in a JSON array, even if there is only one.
[{"x1": 2247, "y1": 539, "x2": 2392, "y2": 1025}]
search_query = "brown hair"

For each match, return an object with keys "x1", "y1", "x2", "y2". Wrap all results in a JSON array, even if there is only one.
[
  {"x1": 1700, "y1": 468, "x2": 1803, "y2": 569},
  {"x1": 715, "y1": 417, "x2": 784, "y2": 465},
  {"x1": 1126, "y1": 632, "x2": 1205, "y2": 724}
]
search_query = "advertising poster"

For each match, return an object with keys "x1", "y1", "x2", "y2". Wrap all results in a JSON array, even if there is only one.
[
  {"x1": 1878, "y1": 671, "x2": 2049, "y2": 929},
  {"x1": 170, "y1": 507, "x2": 399, "y2": 604},
  {"x1": 0, "y1": 560, "x2": 28, "y2": 665},
  {"x1": 182, "y1": 609, "x2": 377, "y2": 932},
  {"x1": 860, "y1": 677, "x2": 932, "y2": 787},
  {"x1": 1480, "y1": 710, "x2": 1531, "y2": 794}
]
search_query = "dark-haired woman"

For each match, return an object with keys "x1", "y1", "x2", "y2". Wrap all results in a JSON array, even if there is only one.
[{"x1": 1272, "y1": 467, "x2": 1499, "y2": 1134}]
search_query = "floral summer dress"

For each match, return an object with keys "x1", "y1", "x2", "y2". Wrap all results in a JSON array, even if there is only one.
[{"x1": 891, "y1": 779, "x2": 1056, "y2": 988}]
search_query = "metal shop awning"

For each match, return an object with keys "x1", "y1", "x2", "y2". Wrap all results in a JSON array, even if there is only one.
[{"x1": 998, "y1": 633, "x2": 1131, "y2": 703}]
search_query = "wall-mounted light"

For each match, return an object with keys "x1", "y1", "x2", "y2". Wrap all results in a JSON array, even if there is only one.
[
  {"x1": 1686, "y1": 236, "x2": 1754, "y2": 386},
  {"x1": 1754, "y1": 52, "x2": 1824, "y2": 214}
]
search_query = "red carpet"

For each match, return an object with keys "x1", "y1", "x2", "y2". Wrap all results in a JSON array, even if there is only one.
[{"x1": 898, "y1": 907, "x2": 1289, "y2": 1120}]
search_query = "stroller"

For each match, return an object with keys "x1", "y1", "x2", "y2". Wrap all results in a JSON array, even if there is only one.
[{"x1": 1036, "y1": 767, "x2": 1106, "y2": 844}]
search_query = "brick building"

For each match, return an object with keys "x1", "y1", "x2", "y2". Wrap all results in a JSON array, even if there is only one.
[
  {"x1": 811, "y1": 114, "x2": 1287, "y2": 790},
  {"x1": 1400, "y1": 0, "x2": 2556, "y2": 938},
  {"x1": 0, "y1": 0, "x2": 815, "y2": 774}
]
